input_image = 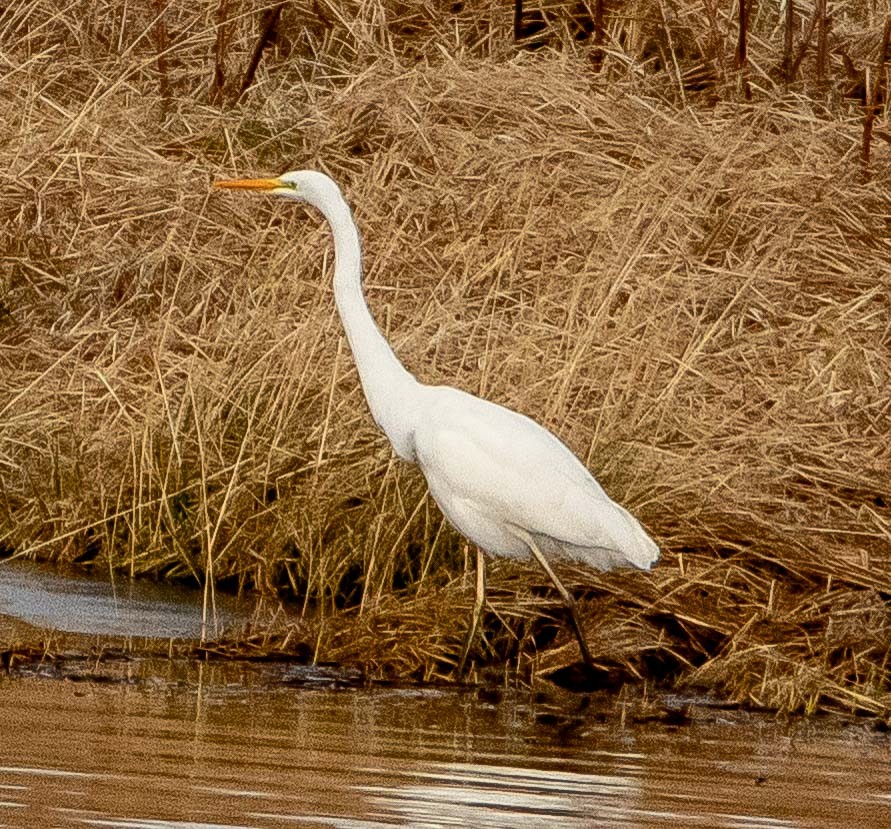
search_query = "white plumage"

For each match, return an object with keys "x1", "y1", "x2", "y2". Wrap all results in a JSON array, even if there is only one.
[
  {"x1": 215, "y1": 170, "x2": 659, "y2": 667},
  {"x1": 414, "y1": 384, "x2": 658, "y2": 570}
]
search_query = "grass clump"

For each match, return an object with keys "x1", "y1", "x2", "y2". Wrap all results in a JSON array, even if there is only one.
[{"x1": 0, "y1": 1, "x2": 889, "y2": 715}]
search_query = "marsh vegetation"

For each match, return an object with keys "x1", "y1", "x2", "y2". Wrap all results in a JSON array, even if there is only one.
[{"x1": 1, "y1": 1, "x2": 889, "y2": 716}]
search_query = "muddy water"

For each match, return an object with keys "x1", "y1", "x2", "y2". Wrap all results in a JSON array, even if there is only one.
[
  {"x1": 0, "y1": 665, "x2": 888, "y2": 829},
  {"x1": 0, "y1": 562, "x2": 888, "y2": 827}
]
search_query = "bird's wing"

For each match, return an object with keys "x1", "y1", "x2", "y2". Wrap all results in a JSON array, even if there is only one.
[{"x1": 413, "y1": 385, "x2": 656, "y2": 567}]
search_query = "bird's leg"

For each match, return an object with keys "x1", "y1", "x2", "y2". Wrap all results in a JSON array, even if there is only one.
[
  {"x1": 457, "y1": 547, "x2": 486, "y2": 678},
  {"x1": 525, "y1": 536, "x2": 595, "y2": 668}
]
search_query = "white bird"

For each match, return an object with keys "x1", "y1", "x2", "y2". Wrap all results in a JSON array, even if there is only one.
[{"x1": 215, "y1": 170, "x2": 659, "y2": 671}]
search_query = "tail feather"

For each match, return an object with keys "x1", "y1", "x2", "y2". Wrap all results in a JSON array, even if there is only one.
[
  {"x1": 608, "y1": 502, "x2": 660, "y2": 570},
  {"x1": 532, "y1": 503, "x2": 659, "y2": 572}
]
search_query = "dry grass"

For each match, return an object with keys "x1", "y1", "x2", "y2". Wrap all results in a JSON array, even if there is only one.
[{"x1": 1, "y1": 1, "x2": 890, "y2": 715}]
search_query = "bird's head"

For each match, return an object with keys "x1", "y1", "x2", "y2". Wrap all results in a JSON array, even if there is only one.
[{"x1": 214, "y1": 169, "x2": 343, "y2": 211}]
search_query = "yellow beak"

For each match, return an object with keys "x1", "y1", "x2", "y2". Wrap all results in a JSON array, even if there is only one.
[{"x1": 214, "y1": 177, "x2": 282, "y2": 191}]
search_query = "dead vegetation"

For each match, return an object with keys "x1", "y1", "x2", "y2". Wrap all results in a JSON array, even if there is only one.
[{"x1": 0, "y1": 1, "x2": 889, "y2": 715}]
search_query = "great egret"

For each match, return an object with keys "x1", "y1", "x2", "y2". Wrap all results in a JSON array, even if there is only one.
[{"x1": 215, "y1": 170, "x2": 659, "y2": 671}]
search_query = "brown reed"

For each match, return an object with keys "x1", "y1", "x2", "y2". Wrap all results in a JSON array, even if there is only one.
[{"x1": 0, "y1": 1, "x2": 889, "y2": 716}]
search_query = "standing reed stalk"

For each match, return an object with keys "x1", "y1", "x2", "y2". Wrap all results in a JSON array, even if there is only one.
[
  {"x1": 591, "y1": 0, "x2": 606, "y2": 73},
  {"x1": 736, "y1": 0, "x2": 751, "y2": 98},
  {"x1": 152, "y1": 0, "x2": 171, "y2": 117},
  {"x1": 783, "y1": 0, "x2": 795, "y2": 82},
  {"x1": 790, "y1": 4, "x2": 820, "y2": 81},
  {"x1": 240, "y1": 2, "x2": 286, "y2": 99},
  {"x1": 861, "y1": 15, "x2": 891, "y2": 166},
  {"x1": 816, "y1": 0, "x2": 831, "y2": 87},
  {"x1": 210, "y1": 0, "x2": 229, "y2": 104},
  {"x1": 703, "y1": 0, "x2": 726, "y2": 85}
]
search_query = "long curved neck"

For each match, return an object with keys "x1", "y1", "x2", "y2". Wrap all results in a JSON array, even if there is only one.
[{"x1": 315, "y1": 192, "x2": 419, "y2": 460}]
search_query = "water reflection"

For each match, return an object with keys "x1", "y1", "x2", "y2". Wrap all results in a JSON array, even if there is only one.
[
  {"x1": 0, "y1": 668, "x2": 888, "y2": 828},
  {"x1": 0, "y1": 560, "x2": 235, "y2": 638},
  {"x1": 360, "y1": 763, "x2": 640, "y2": 827}
]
